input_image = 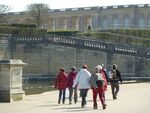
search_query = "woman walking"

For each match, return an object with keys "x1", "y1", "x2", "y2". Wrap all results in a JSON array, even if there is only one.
[
  {"x1": 90, "y1": 66, "x2": 106, "y2": 109},
  {"x1": 55, "y1": 68, "x2": 68, "y2": 104},
  {"x1": 67, "y1": 66, "x2": 78, "y2": 104}
]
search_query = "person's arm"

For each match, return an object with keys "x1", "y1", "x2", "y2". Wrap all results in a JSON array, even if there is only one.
[
  {"x1": 67, "y1": 72, "x2": 71, "y2": 86},
  {"x1": 117, "y1": 70, "x2": 122, "y2": 83},
  {"x1": 73, "y1": 71, "x2": 80, "y2": 88},
  {"x1": 55, "y1": 75, "x2": 59, "y2": 89}
]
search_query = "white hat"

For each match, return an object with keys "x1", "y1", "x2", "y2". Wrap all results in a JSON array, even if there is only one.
[{"x1": 96, "y1": 65, "x2": 102, "y2": 70}]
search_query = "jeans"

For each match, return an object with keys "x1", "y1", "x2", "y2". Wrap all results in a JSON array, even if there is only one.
[
  {"x1": 58, "y1": 89, "x2": 66, "y2": 103},
  {"x1": 79, "y1": 89, "x2": 89, "y2": 107},
  {"x1": 110, "y1": 82, "x2": 119, "y2": 99},
  {"x1": 68, "y1": 87, "x2": 78, "y2": 104}
]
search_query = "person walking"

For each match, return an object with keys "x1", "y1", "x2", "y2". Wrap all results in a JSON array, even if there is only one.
[
  {"x1": 101, "y1": 64, "x2": 109, "y2": 83},
  {"x1": 55, "y1": 68, "x2": 68, "y2": 104},
  {"x1": 73, "y1": 64, "x2": 91, "y2": 108},
  {"x1": 100, "y1": 64, "x2": 108, "y2": 102},
  {"x1": 90, "y1": 66, "x2": 106, "y2": 109},
  {"x1": 67, "y1": 66, "x2": 78, "y2": 104},
  {"x1": 109, "y1": 64, "x2": 122, "y2": 100}
]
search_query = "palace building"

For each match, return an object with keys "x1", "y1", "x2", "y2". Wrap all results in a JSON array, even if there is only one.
[{"x1": 3, "y1": 4, "x2": 150, "y2": 31}]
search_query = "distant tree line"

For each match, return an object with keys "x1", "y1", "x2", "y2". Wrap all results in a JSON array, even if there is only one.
[
  {"x1": 0, "y1": 5, "x2": 10, "y2": 22},
  {"x1": 0, "y1": 3, "x2": 50, "y2": 29}
]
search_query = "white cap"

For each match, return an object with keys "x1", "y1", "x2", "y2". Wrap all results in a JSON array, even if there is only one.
[{"x1": 96, "y1": 65, "x2": 102, "y2": 70}]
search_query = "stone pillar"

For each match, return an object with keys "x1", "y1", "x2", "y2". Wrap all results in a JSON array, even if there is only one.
[
  {"x1": 79, "y1": 16, "x2": 83, "y2": 31},
  {"x1": 0, "y1": 59, "x2": 27, "y2": 102}
]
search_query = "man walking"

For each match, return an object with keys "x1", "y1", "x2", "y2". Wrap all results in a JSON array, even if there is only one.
[
  {"x1": 73, "y1": 64, "x2": 91, "y2": 108},
  {"x1": 109, "y1": 64, "x2": 122, "y2": 100}
]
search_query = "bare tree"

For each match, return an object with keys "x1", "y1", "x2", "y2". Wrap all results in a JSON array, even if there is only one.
[
  {"x1": 0, "y1": 5, "x2": 10, "y2": 22},
  {"x1": 26, "y1": 3, "x2": 50, "y2": 28}
]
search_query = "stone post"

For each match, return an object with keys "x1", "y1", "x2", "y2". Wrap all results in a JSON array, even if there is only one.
[{"x1": 0, "y1": 59, "x2": 27, "y2": 102}]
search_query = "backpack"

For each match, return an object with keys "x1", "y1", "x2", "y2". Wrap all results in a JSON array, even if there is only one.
[
  {"x1": 112, "y1": 70, "x2": 118, "y2": 80},
  {"x1": 109, "y1": 70, "x2": 119, "y2": 82},
  {"x1": 96, "y1": 73, "x2": 104, "y2": 87}
]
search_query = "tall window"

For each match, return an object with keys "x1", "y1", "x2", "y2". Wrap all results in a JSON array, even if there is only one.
[
  {"x1": 112, "y1": 15, "x2": 119, "y2": 29},
  {"x1": 124, "y1": 16, "x2": 129, "y2": 28},
  {"x1": 102, "y1": 17, "x2": 108, "y2": 30},
  {"x1": 138, "y1": 15, "x2": 144, "y2": 29}
]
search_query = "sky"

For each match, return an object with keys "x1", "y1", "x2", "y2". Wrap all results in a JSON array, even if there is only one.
[{"x1": 0, "y1": 0, "x2": 150, "y2": 12}]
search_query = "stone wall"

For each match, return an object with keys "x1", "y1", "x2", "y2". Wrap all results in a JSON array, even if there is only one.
[
  {"x1": 5, "y1": 43, "x2": 150, "y2": 78},
  {"x1": 0, "y1": 35, "x2": 150, "y2": 78}
]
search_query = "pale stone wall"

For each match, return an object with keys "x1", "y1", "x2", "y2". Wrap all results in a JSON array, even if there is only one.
[
  {"x1": 5, "y1": 43, "x2": 150, "y2": 78},
  {"x1": 3, "y1": 4, "x2": 150, "y2": 30}
]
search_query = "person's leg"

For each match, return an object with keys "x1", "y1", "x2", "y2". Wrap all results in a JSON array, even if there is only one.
[
  {"x1": 111, "y1": 83, "x2": 116, "y2": 99},
  {"x1": 83, "y1": 89, "x2": 88, "y2": 106},
  {"x1": 114, "y1": 83, "x2": 119, "y2": 99},
  {"x1": 68, "y1": 87, "x2": 73, "y2": 104},
  {"x1": 74, "y1": 88, "x2": 78, "y2": 104},
  {"x1": 92, "y1": 88, "x2": 98, "y2": 109},
  {"x1": 62, "y1": 89, "x2": 66, "y2": 104},
  {"x1": 80, "y1": 89, "x2": 88, "y2": 107},
  {"x1": 97, "y1": 87, "x2": 106, "y2": 109},
  {"x1": 58, "y1": 89, "x2": 62, "y2": 104},
  {"x1": 103, "y1": 91, "x2": 107, "y2": 105}
]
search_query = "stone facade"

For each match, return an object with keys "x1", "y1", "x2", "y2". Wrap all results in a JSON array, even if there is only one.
[
  {"x1": 2, "y1": 43, "x2": 149, "y2": 78},
  {"x1": 3, "y1": 4, "x2": 150, "y2": 31},
  {"x1": 0, "y1": 34, "x2": 150, "y2": 78}
]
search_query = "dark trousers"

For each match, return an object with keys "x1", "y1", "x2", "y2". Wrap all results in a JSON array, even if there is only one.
[
  {"x1": 79, "y1": 89, "x2": 88, "y2": 107},
  {"x1": 110, "y1": 82, "x2": 119, "y2": 99},
  {"x1": 68, "y1": 87, "x2": 78, "y2": 103},
  {"x1": 92, "y1": 87, "x2": 105, "y2": 107},
  {"x1": 58, "y1": 89, "x2": 66, "y2": 103}
]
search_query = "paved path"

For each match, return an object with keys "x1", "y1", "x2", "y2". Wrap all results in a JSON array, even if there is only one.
[{"x1": 0, "y1": 82, "x2": 150, "y2": 113}]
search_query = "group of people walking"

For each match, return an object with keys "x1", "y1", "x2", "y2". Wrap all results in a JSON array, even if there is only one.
[{"x1": 54, "y1": 64, "x2": 122, "y2": 110}]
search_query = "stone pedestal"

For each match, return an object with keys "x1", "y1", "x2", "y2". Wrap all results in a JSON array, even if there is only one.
[{"x1": 0, "y1": 59, "x2": 26, "y2": 102}]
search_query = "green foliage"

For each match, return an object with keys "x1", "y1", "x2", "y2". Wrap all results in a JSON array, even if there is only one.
[
  {"x1": 47, "y1": 30, "x2": 79, "y2": 36},
  {"x1": 0, "y1": 23, "x2": 37, "y2": 28},
  {"x1": 78, "y1": 31, "x2": 150, "y2": 47},
  {"x1": 0, "y1": 23, "x2": 9, "y2": 26},
  {"x1": 11, "y1": 24, "x2": 36, "y2": 28},
  {"x1": 110, "y1": 29, "x2": 150, "y2": 39},
  {"x1": 0, "y1": 26, "x2": 46, "y2": 37}
]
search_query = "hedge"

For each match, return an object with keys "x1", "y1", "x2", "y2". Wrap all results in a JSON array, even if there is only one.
[{"x1": 0, "y1": 26, "x2": 46, "y2": 37}]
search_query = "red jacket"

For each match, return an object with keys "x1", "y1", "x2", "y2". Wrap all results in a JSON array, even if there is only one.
[
  {"x1": 55, "y1": 72, "x2": 68, "y2": 89},
  {"x1": 67, "y1": 71, "x2": 77, "y2": 87}
]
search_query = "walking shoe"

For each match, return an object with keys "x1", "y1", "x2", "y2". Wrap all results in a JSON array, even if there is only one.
[
  {"x1": 103, "y1": 104, "x2": 106, "y2": 109},
  {"x1": 74, "y1": 100, "x2": 78, "y2": 104},
  {"x1": 81, "y1": 104, "x2": 86, "y2": 108},
  {"x1": 113, "y1": 95, "x2": 117, "y2": 100},
  {"x1": 93, "y1": 105, "x2": 98, "y2": 109}
]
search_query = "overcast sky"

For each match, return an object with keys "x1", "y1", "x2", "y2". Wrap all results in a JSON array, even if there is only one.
[{"x1": 1, "y1": 0, "x2": 150, "y2": 12}]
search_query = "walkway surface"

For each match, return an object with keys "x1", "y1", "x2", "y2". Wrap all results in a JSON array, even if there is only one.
[{"x1": 0, "y1": 82, "x2": 150, "y2": 113}]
